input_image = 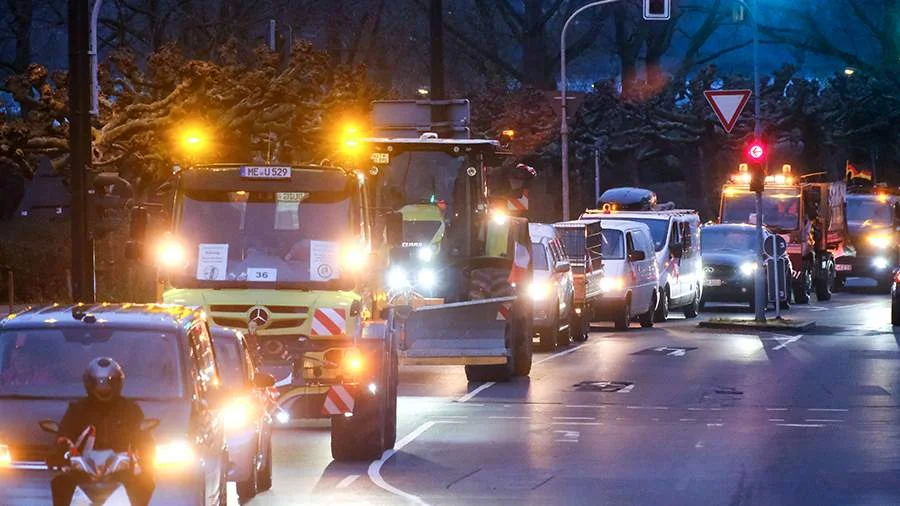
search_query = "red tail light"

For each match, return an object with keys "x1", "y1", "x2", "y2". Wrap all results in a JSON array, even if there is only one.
[{"x1": 894, "y1": 270, "x2": 900, "y2": 284}]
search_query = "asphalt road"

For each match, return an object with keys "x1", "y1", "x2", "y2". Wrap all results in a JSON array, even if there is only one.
[{"x1": 233, "y1": 284, "x2": 900, "y2": 506}]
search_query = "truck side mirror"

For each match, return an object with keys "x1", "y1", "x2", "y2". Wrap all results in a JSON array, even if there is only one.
[
  {"x1": 628, "y1": 250, "x2": 646, "y2": 262},
  {"x1": 385, "y1": 212, "x2": 403, "y2": 246},
  {"x1": 668, "y1": 242, "x2": 683, "y2": 258},
  {"x1": 125, "y1": 206, "x2": 150, "y2": 261}
]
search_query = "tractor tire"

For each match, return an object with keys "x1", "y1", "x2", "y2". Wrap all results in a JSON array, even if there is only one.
[
  {"x1": 793, "y1": 268, "x2": 812, "y2": 304},
  {"x1": 465, "y1": 323, "x2": 515, "y2": 382},
  {"x1": 815, "y1": 262, "x2": 833, "y2": 301},
  {"x1": 654, "y1": 287, "x2": 670, "y2": 322},
  {"x1": 512, "y1": 315, "x2": 533, "y2": 377},
  {"x1": 331, "y1": 385, "x2": 386, "y2": 461}
]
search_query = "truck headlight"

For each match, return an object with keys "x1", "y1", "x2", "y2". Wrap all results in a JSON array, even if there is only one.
[
  {"x1": 873, "y1": 257, "x2": 889, "y2": 270},
  {"x1": 740, "y1": 262, "x2": 757, "y2": 277},
  {"x1": 156, "y1": 239, "x2": 186, "y2": 269},
  {"x1": 417, "y1": 246, "x2": 434, "y2": 263},
  {"x1": 528, "y1": 280, "x2": 552, "y2": 300},
  {"x1": 387, "y1": 267, "x2": 409, "y2": 290},
  {"x1": 416, "y1": 268, "x2": 437, "y2": 289},
  {"x1": 600, "y1": 276, "x2": 623, "y2": 292},
  {"x1": 154, "y1": 440, "x2": 195, "y2": 469},
  {"x1": 867, "y1": 234, "x2": 892, "y2": 249}
]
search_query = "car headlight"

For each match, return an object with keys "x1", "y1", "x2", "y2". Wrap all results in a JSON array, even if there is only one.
[
  {"x1": 868, "y1": 234, "x2": 892, "y2": 249},
  {"x1": 387, "y1": 267, "x2": 409, "y2": 290},
  {"x1": 154, "y1": 440, "x2": 195, "y2": 468},
  {"x1": 222, "y1": 397, "x2": 253, "y2": 431},
  {"x1": 528, "y1": 281, "x2": 552, "y2": 300},
  {"x1": 599, "y1": 276, "x2": 623, "y2": 292},
  {"x1": 0, "y1": 443, "x2": 10, "y2": 467},
  {"x1": 740, "y1": 262, "x2": 757, "y2": 277},
  {"x1": 417, "y1": 246, "x2": 434, "y2": 263},
  {"x1": 873, "y1": 257, "x2": 890, "y2": 270},
  {"x1": 416, "y1": 268, "x2": 437, "y2": 289}
]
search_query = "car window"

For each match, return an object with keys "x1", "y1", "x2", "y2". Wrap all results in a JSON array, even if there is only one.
[
  {"x1": 669, "y1": 219, "x2": 681, "y2": 247},
  {"x1": 189, "y1": 323, "x2": 220, "y2": 398},
  {"x1": 0, "y1": 329, "x2": 184, "y2": 399},
  {"x1": 532, "y1": 243, "x2": 550, "y2": 270},
  {"x1": 212, "y1": 334, "x2": 246, "y2": 389},
  {"x1": 600, "y1": 229, "x2": 625, "y2": 260},
  {"x1": 626, "y1": 232, "x2": 636, "y2": 255},
  {"x1": 633, "y1": 230, "x2": 652, "y2": 257}
]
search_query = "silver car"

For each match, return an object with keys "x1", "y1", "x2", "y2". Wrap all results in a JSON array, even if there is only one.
[
  {"x1": 529, "y1": 224, "x2": 576, "y2": 351},
  {"x1": 211, "y1": 327, "x2": 276, "y2": 503}
]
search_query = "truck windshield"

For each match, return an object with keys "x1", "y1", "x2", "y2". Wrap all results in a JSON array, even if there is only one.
[
  {"x1": 721, "y1": 191, "x2": 801, "y2": 231},
  {"x1": 615, "y1": 218, "x2": 668, "y2": 252},
  {"x1": 847, "y1": 198, "x2": 892, "y2": 225},
  {"x1": 403, "y1": 220, "x2": 442, "y2": 246},
  {"x1": 701, "y1": 228, "x2": 756, "y2": 252},
  {"x1": 532, "y1": 244, "x2": 550, "y2": 270},
  {"x1": 381, "y1": 152, "x2": 464, "y2": 221},
  {"x1": 601, "y1": 230, "x2": 625, "y2": 259},
  {"x1": 173, "y1": 189, "x2": 354, "y2": 288}
]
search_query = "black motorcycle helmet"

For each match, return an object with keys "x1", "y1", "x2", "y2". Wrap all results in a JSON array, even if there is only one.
[{"x1": 83, "y1": 357, "x2": 124, "y2": 402}]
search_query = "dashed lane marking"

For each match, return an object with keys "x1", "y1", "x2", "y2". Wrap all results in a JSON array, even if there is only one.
[
  {"x1": 808, "y1": 408, "x2": 848, "y2": 412},
  {"x1": 553, "y1": 416, "x2": 595, "y2": 420},
  {"x1": 488, "y1": 416, "x2": 529, "y2": 420},
  {"x1": 457, "y1": 382, "x2": 495, "y2": 403},
  {"x1": 552, "y1": 421, "x2": 602, "y2": 426},
  {"x1": 767, "y1": 408, "x2": 789, "y2": 411},
  {"x1": 769, "y1": 418, "x2": 785, "y2": 422},
  {"x1": 336, "y1": 475, "x2": 361, "y2": 489},
  {"x1": 806, "y1": 419, "x2": 844, "y2": 423},
  {"x1": 776, "y1": 423, "x2": 825, "y2": 428}
]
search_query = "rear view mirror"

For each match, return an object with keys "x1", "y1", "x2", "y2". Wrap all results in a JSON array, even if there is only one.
[
  {"x1": 628, "y1": 250, "x2": 646, "y2": 262},
  {"x1": 139, "y1": 418, "x2": 160, "y2": 432},
  {"x1": 385, "y1": 212, "x2": 403, "y2": 246},
  {"x1": 38, "y1": 420, "x2": 60, "y2": 434},
  {"x1": 254, "y1": 373, "x2": 276, "y2": 389}
]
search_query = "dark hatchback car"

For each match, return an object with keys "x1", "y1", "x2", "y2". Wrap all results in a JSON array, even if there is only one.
[
  {"x1": 0, "y1": 304, "x2": 228, "y2": 505},
  {"x1": 700, "y1": 223, "x2": 792, "y2": 310}
]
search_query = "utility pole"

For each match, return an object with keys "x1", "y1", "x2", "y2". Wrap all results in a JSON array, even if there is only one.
[
  {"x1": 750, "y1": 0, "x2": 765, "y2": 322},
  {"x1": 429, "y1": 0, "x2": 447, "y2": 134},
  {"x1": 594, "y1": 149, "x2": 601, "y2": 206},
  {"x1": 69, "y1": 0, "x2": 95, "y2": 302}
]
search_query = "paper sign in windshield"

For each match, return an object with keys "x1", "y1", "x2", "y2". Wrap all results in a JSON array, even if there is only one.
[
  {"x1": 276, "y1": 192, "x2": 309, "y2": 202},
  {"x1": 196, "y1": 244, "x2": 229, "y2": 280},
  {"x1": 310, "y1": 240, "x2": 340, "y2": 281}
]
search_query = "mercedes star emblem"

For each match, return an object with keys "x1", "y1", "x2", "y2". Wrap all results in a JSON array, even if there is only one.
[{"x1": 249, "y1": 307, "x2": 270, "y2": 327}]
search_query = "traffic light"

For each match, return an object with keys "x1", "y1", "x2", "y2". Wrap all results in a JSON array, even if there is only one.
[
  {"x1": 746, "y1": 140, "x2": 766, "y2": 192},
  {"x1": 643, "y1": 0, "x2": 671, "y2": 20}
]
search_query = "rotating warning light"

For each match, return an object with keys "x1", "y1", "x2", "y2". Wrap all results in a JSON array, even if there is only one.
[{"x1": 747, "y1": 142, "x2": 765, "y2": 160}]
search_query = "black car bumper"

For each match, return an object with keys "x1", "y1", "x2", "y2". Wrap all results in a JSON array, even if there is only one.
[
  {"x1": 835, "y1": 254, "x2": 896, "y2": 281},
  {"x1": 701, "y1": 278, "x2": 754, "y2": 303}
]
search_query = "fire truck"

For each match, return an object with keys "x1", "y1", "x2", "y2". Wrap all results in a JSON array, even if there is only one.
[
  {"x1": 719, "y1": 163, "x2": 853, "y2": 303},
  {"x1": 127, "y1": 163, "x2": 399, "y2": 461}
]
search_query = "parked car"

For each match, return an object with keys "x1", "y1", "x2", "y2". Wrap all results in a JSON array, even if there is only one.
[
  {"x1": 529, "y1": 223, "x2": 575, "y2": 350},
  {"x1": 210, "y1": 326, "x2": 276, "y2": 503},
  {"x1": 700, "y1": 223, "x2": 791, "y2": 310},
  {"x1": 592, "y1": 220, "x2": 659, "y2": 330},
  {"x1": 0, "y1": 304, "x2": 228, "y2": 506}
]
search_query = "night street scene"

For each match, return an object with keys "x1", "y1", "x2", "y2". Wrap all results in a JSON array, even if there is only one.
[{"x1": 2, "y1": 1, "x2": 900, "y2": 505}]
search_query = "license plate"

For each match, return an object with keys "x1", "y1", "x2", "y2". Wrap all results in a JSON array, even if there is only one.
[
  {"x1": 704, "y1": 279, "x2": 723, "y2": 287},
  {"x1": 835, "y1": 264, "x2": 852, "y2": 271},
  {"x1": 240, "y1": 166, "x2": 292, "y2": 179},
  {"x1": 371, "y1": 152, "x2": 390, "y2": 164}
]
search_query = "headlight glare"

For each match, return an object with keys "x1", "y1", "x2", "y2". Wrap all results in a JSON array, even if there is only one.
[
  {"x1": 156, "y1": 240, "x2": 186, "y2": 269},
  {"x1": 867, "y1": 234, "x2": 892, "y2": 249},
  {"x1": 873, "y1": 257, "x2": 889, "y2": 269},
  {"x1": 154, "y1": 441, "x2": 195, "y2": 468},
  {"x1": 740, "y1": 262, "x2": 757, "y2": 277},
  {"x1": 600, "y1": 276, "x2": 623, "y2": 292},
  {"x1": 222, "y1": 397, "x2": 252, "y2": 430},
  {"x1": 0, "y1": 443, "x2": 10, "y2": 467},
  {"x1": 417, "y1": 246, "x2": 434, "y2": 263},
  {"x1": 387, "y1": 267, "x2": 409, "y2": 290},
  {"x1": 528, "y1": 281, "x2": 551, "y2": 300},
  {"x1": 416, "y1": 268, "x2": 437, "y2": 289}
]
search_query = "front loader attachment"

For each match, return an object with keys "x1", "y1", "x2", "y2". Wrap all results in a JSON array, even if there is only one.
[{"x1": 398, "y1": 296, "x2": 515, "y2": 366}]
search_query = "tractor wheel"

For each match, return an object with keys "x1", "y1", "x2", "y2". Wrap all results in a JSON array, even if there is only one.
[
  {"x1": 512, "y1": 314, "x2": 533, "y2": 377},
  {"x1": 815, "y1": 261, "x2": 833, "y2": 301},
  {"x1": 331, "y1": 385, "x2": 386, "y2": 461},
  {"x1": 793, "y1": 268, "x2": 812, "y2": 304}
]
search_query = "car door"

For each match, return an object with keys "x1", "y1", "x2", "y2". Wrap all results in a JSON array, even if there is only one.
[
  {"x1": 188, "y1": 322, "x2": 226, "y2": 505},
  {"x1": 625, "y1": 231, "x2": 649, "y2": 310},
  {"x1": 667, "y1": 218, "x2": 685, "y2": 301},
  {"x1": 552, "y1": 238, "x2": 575, "y2": 317},
  {"x1": 633, "y1": 229, "x2": 657, "y2": 308}
]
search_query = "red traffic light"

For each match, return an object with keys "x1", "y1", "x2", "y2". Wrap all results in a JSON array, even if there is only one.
[{"x1": 747, "y1": 142, "x2": 765, "y2": 160}]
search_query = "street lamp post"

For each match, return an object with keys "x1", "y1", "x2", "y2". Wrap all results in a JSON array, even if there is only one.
[
  {"x1": 560, "y1": 0, "x2": 620, "y2": 221},
  {"x1": 89, "y1": 0, "x2": 103, "y2": 116}
]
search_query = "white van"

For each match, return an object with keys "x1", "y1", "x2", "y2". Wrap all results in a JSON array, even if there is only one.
[
  {"x1": 583, "y1": 209, "x2": 702, "y2": 321},
  {"x1": 594, "y1": 220, "x2": 659, "y2": 330}
]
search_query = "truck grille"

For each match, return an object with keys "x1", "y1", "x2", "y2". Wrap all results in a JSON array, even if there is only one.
[
  {"x1": 705, "y1": 264, "x2": 736, "y2": 278},
  {"x1": 209, "y1": 306, "x2": 310, "y2": 331}
]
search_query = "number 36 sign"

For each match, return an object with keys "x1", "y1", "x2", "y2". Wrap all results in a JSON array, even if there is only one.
[{"x1": 248, "y1": 268, "x2": 277, "y2": 282}]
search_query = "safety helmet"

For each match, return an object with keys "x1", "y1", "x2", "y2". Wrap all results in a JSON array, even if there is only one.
[{"x1": 83, "y1": 357, "x2": 124, "y2": 402}]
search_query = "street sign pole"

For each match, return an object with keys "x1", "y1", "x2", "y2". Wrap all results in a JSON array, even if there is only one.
[{"x1": 751, "y1": 0, "x2": 765, "y2": 322}]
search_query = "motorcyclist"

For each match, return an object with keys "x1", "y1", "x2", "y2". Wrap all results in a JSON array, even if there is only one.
[{"x1": 50, "y1": 357, "x2": 155, "y2": 506}]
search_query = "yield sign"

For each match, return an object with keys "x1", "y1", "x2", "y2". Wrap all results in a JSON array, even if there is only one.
[{"x1": 704, "y1": 89, "x2": 752, "y2": 133}]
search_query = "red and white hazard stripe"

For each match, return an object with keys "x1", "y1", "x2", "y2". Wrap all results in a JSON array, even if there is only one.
[
  {"x1": 496, "y1": 302, "x2": 512, "y2": 321},
  {"x1": 311, "y1": 308, "x2": 347, "y2": 337},
  {"x1": 506, "y1": 190, "x2": 529, "y2": 212},
  {"x1": 507, "y1": 241, "x2": 531, "y2": 286},
  {"x1": 321, "y1": 385, "x2": 356, "y2": 416}
]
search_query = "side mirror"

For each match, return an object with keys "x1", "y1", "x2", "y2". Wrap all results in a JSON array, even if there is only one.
[
  {"x1": 130, "y1": 206, "x2": 149, "y2": 243},
  {"x1": 893, "y1": 202, "x2": 900, "y2": 224},
  {"x1": 385, "y1": 212, "x2": 403, "y2": 246},
  {"x1": 38, "y1": 420, "x2": 60, "y2": 434},
  {"x1": 668, "y1": 243, "x2": 683, "y2": 258},
  {"x1": 555, "y1": 262, "x2": 571, "y2": 273},
  {"x1": 254, "y1": 373, "x2": 276, "y2": 389},
  {"x1": 628, "y1": 250, "x2": 646, "y2": 262},
  {"x1": 139, "y1": 418, "x2": 160, "y2": 432}
]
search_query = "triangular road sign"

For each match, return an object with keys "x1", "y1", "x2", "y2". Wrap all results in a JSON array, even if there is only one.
[{"x1": 704, "y1": 89, "x2": 752, "y2": 133}]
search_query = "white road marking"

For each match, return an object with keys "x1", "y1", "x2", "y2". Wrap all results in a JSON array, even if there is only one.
[
  {"x1": 706, "y1": 423, "x2": 724, "y2": 427},
  {"x1": 688, "y1": 407, "x2": 706, "y2": 411},
  {"x1": 553, "y1": 416, "x2": 595, "y2": 420},
  {"x1": 337, "y1": 474, "x2": 361, "y2": 489},
  {"x1": 435, "y1": 415, "x2": 468, "y2": 419},
  {"x1": 768, "y1": 418, "x2": 786, "y2": 422},
  {"x1": 776, "y1": 423, "x2": 824, "y2": 428},
  {"x1": 618, "y1": 384, "x2": 635, "y2": 393},
  {"x1": 556, "y1": 439, "x2": 579, "y2": 442},
  {"x1": 806, "y1": 419, "x2": 844, "y2": 423},
  {"x1": 554, "y1": 430, "x2": 580, "y2": 443},
  {"x1": 766, "y1": 408, "x2": 789, "y2": 411},
  {"x1": 710, "y1": 408, "x2": 724, "y2": 411},
  {"x1": 679, "y1": 418, "x2": 696, "y2": 422},
  {"x1": 565, "y1": 404, "x2": 611, "y2": 408},
  {"x1": 456, "y1": 340, "x2": 602, "y2": 403},
  {"x1": 552, "y1": 421, "x2": 602, "y2": 426},
  {"x1": 668, "y1": 348, "x2": 687, "y2": 356},
  {"x1": 695, "y1": 441, "x2": 705, "y2": 448},
  {"x1": 368, "y1": 420, "x2": 465, "y2": 505},
  {"x1": 488, "y1": 416, "x2": 530, "y2": 420},
  {"x1": 773, "y1": 334, "x2": 804, "y2": 350},
  {"x1": 457, "y1": 382, "x2": 495, "y2": 403},
  {"x1": 808, "y1": 408, "x2": 849, "y2": 412}
]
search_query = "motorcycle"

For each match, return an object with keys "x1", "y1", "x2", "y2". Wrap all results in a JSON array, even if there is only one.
[{"x1": 38, "y1": 418, "x2": 159, "y2": 505}]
